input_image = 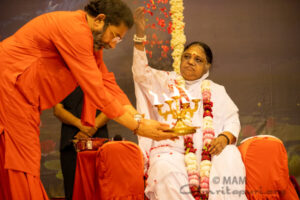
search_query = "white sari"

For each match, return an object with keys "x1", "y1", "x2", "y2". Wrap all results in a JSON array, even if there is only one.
[{"x1": 132, "y1": 47, "x2": 247, "y2": 200}]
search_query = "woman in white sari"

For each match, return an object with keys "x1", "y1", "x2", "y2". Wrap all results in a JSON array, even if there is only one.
[{"x1": 132, "y1": 7, "x2": 247, "y2": 200}]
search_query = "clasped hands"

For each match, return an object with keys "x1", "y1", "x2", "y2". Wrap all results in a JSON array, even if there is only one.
[{"x1": 74, "y1": 124, "x2": 98, "y2": 139}]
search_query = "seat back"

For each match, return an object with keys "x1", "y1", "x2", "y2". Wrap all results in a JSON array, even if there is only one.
[
  {"x1": 238, "y1": 135, "x2": 298, "y2": 200},
  {"x1": 96, "y1": 141, "x2": 144, "y2": 200}
]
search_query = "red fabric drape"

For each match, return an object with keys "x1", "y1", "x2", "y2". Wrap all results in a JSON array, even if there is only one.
[
  {"x1": 73, "y1": 141, "x2": 144, "y2": 200},
  {"x1": 73, "y1": 150, "x2": 98, "y2": 200},
  {"x1": 238, "y1": 136, "x2": 299, "y2": 200},
  {"x1": 96, "y1": 141, "x2": 144, "y2": 200}
]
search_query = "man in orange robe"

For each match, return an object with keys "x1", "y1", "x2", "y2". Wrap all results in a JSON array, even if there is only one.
[{"x1": 0, "y1": 0, "x2": 176, "y2": 199}]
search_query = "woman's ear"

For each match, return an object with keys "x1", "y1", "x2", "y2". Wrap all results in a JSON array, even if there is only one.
[{"x1": 205, "y1": 63, "x2": 211, "y2": 71}]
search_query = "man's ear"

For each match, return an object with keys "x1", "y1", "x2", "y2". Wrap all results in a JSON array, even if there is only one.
[{"x1": 94, "y1": 14, "x2": 106, "y2": 29}]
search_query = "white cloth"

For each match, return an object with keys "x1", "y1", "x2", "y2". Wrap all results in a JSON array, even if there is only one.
[{"x1": 132, "y1": 47, "x2": 247, "y2": 200}]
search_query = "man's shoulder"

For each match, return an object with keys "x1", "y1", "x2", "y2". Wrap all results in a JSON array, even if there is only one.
[
  {"x1": 43, "y1": 10, "x2": 92, "y2": 49},
  {"x1": 41, "y1": 10, "x2": 87, "y2": 30},
  {"x1": 42, "y1": 10, "x2": 84, "y2": 19}
]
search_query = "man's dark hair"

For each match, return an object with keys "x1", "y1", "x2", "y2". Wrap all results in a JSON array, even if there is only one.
[
  {"x1": 84, "y1": 0, "x2": 134, "y2": 28},
  {"x1": 184, "y1": 41, "x2": 213, "y2": 64}
]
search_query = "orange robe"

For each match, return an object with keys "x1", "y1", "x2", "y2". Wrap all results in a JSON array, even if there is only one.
[{"x1": 0, "y1": 10, "x2": 130, "y2": 199}]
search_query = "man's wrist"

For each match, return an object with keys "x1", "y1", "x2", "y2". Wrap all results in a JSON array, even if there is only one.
[
  {"x1": 75, "y1": 119, "x2": 83, "y2": 130},
  {"x1": 94, "y1": 121, "x2": 101, "y2": 129},
  {"x1": 133, "y1": 114, "x2": 143, "y2": 134},
  {"x1": 133, "y1": 120, "x2": 141, "y2": 135}
]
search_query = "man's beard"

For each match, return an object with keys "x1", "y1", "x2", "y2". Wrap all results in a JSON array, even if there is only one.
[{"x1": 92, "y1": 28, "x2": 110, "y2": 51}]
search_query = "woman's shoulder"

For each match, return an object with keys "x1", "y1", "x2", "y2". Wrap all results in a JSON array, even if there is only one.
[{"x1": 206, "y1": 79, "x2": 226, "y2": 93}]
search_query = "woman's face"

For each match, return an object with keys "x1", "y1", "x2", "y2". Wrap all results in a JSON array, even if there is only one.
[{"x1": 180, "y1": 45, "x2": 211, "y2": 81}]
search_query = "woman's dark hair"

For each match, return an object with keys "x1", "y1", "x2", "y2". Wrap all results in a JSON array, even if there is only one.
[
  {"x1": 184, "y1": 41, "x2": 213, "y2": 64},
  {"x1": 84, "y1": 0, "x2": 134, "y2": 28}
]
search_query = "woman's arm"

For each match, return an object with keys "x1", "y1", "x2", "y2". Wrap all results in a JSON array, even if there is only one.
[
  {"x1": 134, "y1": 7, "x2": 146, "y2": 51},
  {"x1": 209, "y1": 87, "x2": 240, "y2": 155}
]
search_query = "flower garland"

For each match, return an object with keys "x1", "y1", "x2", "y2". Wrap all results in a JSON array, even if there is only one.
[
  {"x1": 169, "y1": 0, "x2": 213, "y2": 199},
  {"x1": 184, "y1": 80, "x2": 214, "y2": 200},
  {"x1": 169, "y1": 0, "x2": 186, "y2": 88}
]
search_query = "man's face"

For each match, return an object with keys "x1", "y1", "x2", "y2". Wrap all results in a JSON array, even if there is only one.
[
  {"x1": 92, "y1": 22, "x2": 128, "y2": 51},
  {"x1": 180, "y1": 45, "x2": 210, "y2": 81}
]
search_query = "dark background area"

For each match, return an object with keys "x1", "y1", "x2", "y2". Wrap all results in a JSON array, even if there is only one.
[{"x1": 1, "y1": 0, "x2": 299, "y2": 197}]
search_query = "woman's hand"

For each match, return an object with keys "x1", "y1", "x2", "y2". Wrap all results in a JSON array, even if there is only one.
[
  {"x1": 134, "y1": 7, "x2": 146, "y2": 37},
  {"x1": 208, "y1": 136, "x2": 228, "y2": 156},
  {"x1": 208, "y1": 132, "x2": 236, "y2": 156}
]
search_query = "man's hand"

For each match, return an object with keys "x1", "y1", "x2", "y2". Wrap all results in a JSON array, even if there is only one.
[
  {"x1": 136, "y1": 119, "x2": 179, "y2": 141},
  {"x1": 78, "y1": 125, "x2": 98, "y2": 137},
  {"x1": 78, "y1": 124, "x2": 93, "y2": 134},
  {"x1": 74, "y1": 131, "x2": 89, "y2": 139},
  {"x1": 134, "y1": 7, "x2": 146, "y2": 37},
  {"x1": 86, "y1": 127, "x2": 98, "y2": 137}
]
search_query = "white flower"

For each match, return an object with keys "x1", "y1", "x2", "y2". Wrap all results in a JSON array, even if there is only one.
[
  {"x1": 201, "y1": 80, "x2": 211, "y2": 91},
  {"x1": 200, "y1": 160, "x2": 212, "y2": 167},
  {"x1": 200, "y1": 170, "x2": 210, "y2": 177},
  {"x1": 187, "y1": 164, "x2": 197, "y2": 172},
  {"x1": 185, "y1": 152, "x2": 197, "y2": 162}
]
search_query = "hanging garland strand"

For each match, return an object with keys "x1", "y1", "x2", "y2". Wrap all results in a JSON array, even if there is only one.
[{"x1": 169, "y1": 0, "x2": 186, "y2": 88}]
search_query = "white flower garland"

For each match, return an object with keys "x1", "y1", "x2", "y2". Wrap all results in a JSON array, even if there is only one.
[
  {"x1": 169, "y1": 1, "x2": 213, "y2": 198},
  {"x1": 169, "y1": 0, "x2": 186, "y2": 88},
  {"x1": 183, "y1": 80, "x2": 214, "y2": 199}
]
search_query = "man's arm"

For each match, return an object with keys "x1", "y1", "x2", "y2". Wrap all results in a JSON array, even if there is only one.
[
  {"x1": 95, "y1": 112, "x2": 109, "y2": 129},
  {"x1": 54, "y1": 103, "x2": 82, "y2": 129},
  {"x1": 52, "y1": 10, "x2": 182, "y2": 141},
  {"x1": 123, "y1": 104, "x2": 139, "y2": 116}
]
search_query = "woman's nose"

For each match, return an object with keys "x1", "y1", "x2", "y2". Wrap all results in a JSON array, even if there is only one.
[{"x1": 188, "y1": 58, "x2": 195, "y2": 65}]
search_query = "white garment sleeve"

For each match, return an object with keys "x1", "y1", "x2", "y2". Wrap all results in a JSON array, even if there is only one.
[
  {"x1": 132, "y1": 47, "x2": 172, "y2": 92},
  {"x1": 220, "y1": 86, "x2": 241, "y2": 141},
  {"x1": 132, "y1": 47, "x2": 172, "y2": 174}
]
